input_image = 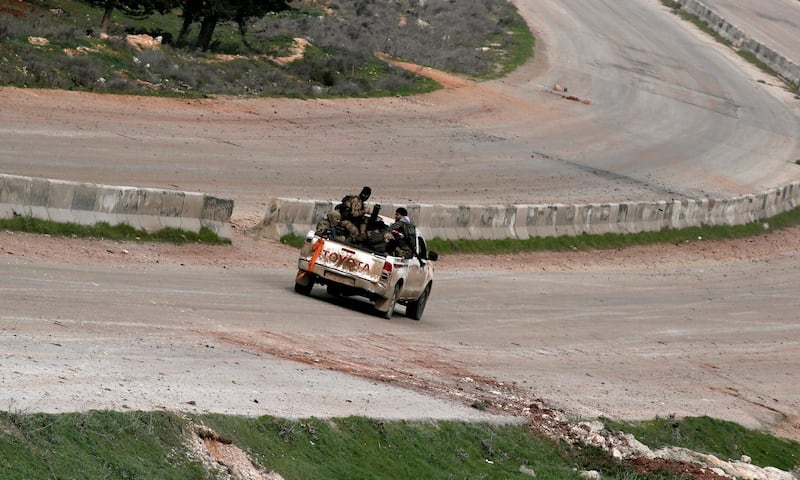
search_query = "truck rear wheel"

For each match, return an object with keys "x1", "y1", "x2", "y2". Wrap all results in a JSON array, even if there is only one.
[
  {"x1": 294, "y1": 271, "x2": 314, "y2": 295},
  {"x1": 376, "y1": 283, "x2": 400, "y2": 319},
  {"x1": 406, "y1": 283, "x2": 431, "y2": 321}
]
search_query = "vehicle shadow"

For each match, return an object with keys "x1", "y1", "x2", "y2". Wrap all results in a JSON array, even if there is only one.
[{"x1": 288, "y1": 285, "x2": 411, "y2": 320}]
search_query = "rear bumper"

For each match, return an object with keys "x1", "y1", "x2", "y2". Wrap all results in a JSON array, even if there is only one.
[{"x1": 298, "y1": 258, "x2": 389, "y2": 298}]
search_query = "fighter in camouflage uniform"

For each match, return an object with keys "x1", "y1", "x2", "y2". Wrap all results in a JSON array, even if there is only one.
[
  {"x1": 315, "y1": 211, "x2": 346, "y2": 242},
  {"x1": 337, "y1": 186, "x2": 371, "y2": 243}
]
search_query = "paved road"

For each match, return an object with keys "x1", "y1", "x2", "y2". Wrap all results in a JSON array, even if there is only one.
[
  {"x1": 0, "y1": 260, "x2": 509, "y2": 422},
  {"x1": 701, "y1": 0, "x2": 800, "y2": 63},
  {"x1": 2, "y1": 255, "x2": 798, "y2": 436},
  {"x1": 1, "y1": 1, "x2": 798, "y2": 215}
]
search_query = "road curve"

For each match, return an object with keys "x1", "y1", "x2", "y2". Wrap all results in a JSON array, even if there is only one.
[
  {"x1": 700, "y1": 0, "x2": 800, "y2": 64},
  {"x1": 1, "y1": 255, "x2": 798, "y2": 438},
  {"x1": 1, "y1": 0, "x2": 798, "y2": 216}
]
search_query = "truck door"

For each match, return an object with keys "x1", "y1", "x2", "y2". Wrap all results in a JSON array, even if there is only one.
[{"x1": 402, "y1": 235, "x2": 427, "y2": 299}]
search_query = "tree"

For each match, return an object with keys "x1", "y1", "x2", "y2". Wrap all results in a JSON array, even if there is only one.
[
  {"x1": 177, "y1": 0, "x2": 292, "y2": 51},
  {"x1": 85, "y1": 0, "x2": 177, "y2": 34}
]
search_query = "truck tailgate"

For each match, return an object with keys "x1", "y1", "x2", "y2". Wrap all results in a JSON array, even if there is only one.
[{"x1": 311, "y1": 240, "x2": 386, "y2": 284}]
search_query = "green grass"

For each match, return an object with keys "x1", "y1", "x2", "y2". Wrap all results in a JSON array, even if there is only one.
[
  {"x1": 604, "y1": 416, "x2": 800, "y2": 471},
  {"x1": 281, "y1": 205, "x2": 800, "y2": 254},
  {"x1": 9, "y1": 411, "x2": 788, "y2": 479},
  {"x1": 0, "y1": 410, "x2": 211, "y2": 479},
  {"x1": 0, "y1": 215, "x2": 229, "y2": 244}
]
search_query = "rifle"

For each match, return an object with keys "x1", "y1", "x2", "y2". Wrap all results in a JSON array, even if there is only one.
[{"x1": 367, "y1": 203, "x2": 382, "y2": 231}]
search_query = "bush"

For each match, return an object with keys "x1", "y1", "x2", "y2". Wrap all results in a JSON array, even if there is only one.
[{"x1": 0, "y1": 0, "x2": 533, "y2": 96}]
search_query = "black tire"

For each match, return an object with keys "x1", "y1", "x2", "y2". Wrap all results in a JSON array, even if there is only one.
[
  {"x1": 406, "y1": 283, "x2": 431, "y2": 321},
  {"x1": 294, "y1": 273, "x2": 313, "y2": 295},
  {"x1": 377, "y1": 283, "x2": 400, "y2": 319}
]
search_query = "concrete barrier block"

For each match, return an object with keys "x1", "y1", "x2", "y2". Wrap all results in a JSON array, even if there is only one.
[
  {"x1": 736, "y1": 195, "x2": 757, "y2": 224},
  {"x1": 468, "y1": 205, "x2": 516, "y2": 240},
  {"x1": 787, "y1": 182, "x2": 800, "y2": 209},
  {"x1": 706, "y1": 197, "x2": 731, "y2": 226},
  {"x1": 68, "y1": 209, "x2": 100, "y2": 226},
  {"x1": 159, "y1": 189, "x2": 186, "y2": 218},
  {"x1": 421, "y1": 204, "x2": 464, "y2": 240},
  {"x1": 576, "y1": 204, "x2": 594, "y2": 235},
  {"x1": 0, "y1": 174, "x2": 33, "y2": 217},
  {"x1": 45, "y1": 180, "x2": 79, "y2": 224},
  {"x1": 149, "y1": 189, "x2": 185, "y2": 231},
  {"x1": 94, "y1": 185, "x2": 123, "y2": 214},
  {"x1": 664, "y1": 199, "x2": 697, "y2": 229},
  {"x1": 71, "y1": 183, "x2": 99, "y2": 213},
  {"x1": 406, "y1": 204, "x2": 430, "y2": 233},
  {"x1": 0, "y1": 175, "x2": 8, "y2": 219},
  {"x1": 552, "y1": 204, "x2": 579, "y2": 237},
  {"x1": 310, "y1": 200, "x2": 335, "y2": 227},
  {"x1": 104, "y1": 187, "x2": 146, "y2": 230},
  {"x1": 637, "y1": 201, "x2": 667, "y2": 232},
  {"x1": 615, "y1": 203, "x2": 639, "y2": 233},
  {"x1": 112, "y1": 187, "x2": 144, "y2": 214},
  {"x1": 256, "y1": 198, "x2": 284, "y2": 240},
  {"x1": 586, "y1": 203, "x2": 619, "y2": 235},
  {"x1": 283, "y1": 199, "x2": 317, "y2": 236},
  {"x1": 26, "y1": 177, "x2": 51, "y2": 220},
  {"x1": 173, "y1": 192, "x2": 204, "y2": 233},
  {"x1": 417, "y1": 204, "x2": 445, "y2": 240},
  {"x1": 682, "y1": 200, "x2": 707, "y2": 228},
  {"x1": 525, "y1": 205, "x2": 556, "y2": 238},
  {"x1": 513, "y1": 205, "x2": 530, "y2": 239},
  {"x1": 198, "y1": 194, "x2": 234, "y2": 239}
]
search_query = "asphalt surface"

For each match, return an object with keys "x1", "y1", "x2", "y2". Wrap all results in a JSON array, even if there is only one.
[
  {"x1": 700, "y1": 0, "x2": 800, "y2": 63},
  {"x1": 2, "y1": 254, "x2": 799, "y2": 436},
  {"x1": 1, "y1": 1, "x2": 798, "y2": 214}
]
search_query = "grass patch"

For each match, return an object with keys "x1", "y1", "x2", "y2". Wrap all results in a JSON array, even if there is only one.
[
  {"x1": 2, "y1": 411, "x2": 795, "y2": 479},
  {"x1": 604, "y1": 415, "x2": 800, "y2": 472},
  {"x1": 737, "y1": 49, "x2": 782, "y2": 81},
  {"x1": 281, "y1": 205, "x2": 800, "y2": 254},
  {"x1": 0, "y1": 410, "x2": 210, "y2": 479},
  {"x1": 0, "y1": 215, "x2": 229, "y2": 244}
]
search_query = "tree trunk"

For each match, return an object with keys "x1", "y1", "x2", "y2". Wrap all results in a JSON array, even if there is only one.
[
  {"x1": 177, "y1": 14, "x2": 193, "y2": 46},
  {"x1": 196, "y1": 14, "x2": 218, "y2": 51},
  {"x1": 99, "y1": 2, "x2": 115, "y2": 34}
]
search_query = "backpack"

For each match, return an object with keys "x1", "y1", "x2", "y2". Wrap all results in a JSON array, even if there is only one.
[{"x1": 404, "y1": 223, "x2": 417, "y2": 254}]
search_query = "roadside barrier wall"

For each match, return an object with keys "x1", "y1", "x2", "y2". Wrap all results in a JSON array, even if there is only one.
[
  {"x1": 674, "y1": 0, "x2": 800, "y2": 87},
  {"x1": 260, "y1": 181, "x2": 800, "y2": 241},
  {"x1": 0, "y1": 174, "x2": 234, "y2": 240}
]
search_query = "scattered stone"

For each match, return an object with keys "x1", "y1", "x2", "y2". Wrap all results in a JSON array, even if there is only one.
[
  {"x1": 28, "y1": 36, "x2": 49, "y2": 46},
  {"x1": 519, "y1": 464, "x2": 536, "y2": 477}
]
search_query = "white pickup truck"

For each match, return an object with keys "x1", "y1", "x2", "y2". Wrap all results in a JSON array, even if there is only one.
[{"x1": 294, "y1": 214, "x2": 438, "y2": 320}]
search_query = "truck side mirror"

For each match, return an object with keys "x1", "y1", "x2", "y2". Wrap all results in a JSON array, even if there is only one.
[{"x1": 427, "y1": 251, "x2": 438, "y2": 261}]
